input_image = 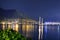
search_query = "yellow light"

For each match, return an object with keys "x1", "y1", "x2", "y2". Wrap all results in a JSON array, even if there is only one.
[
  {"x1": 2, "y1": 22, "x2": 5, "y2": 30},
  {"x1": 8, "y1": 22, "x2": 11, "y2": 29},
  {"x1": 22, "y1": 24, "x2": 26, "y2": 33},
  {"x1": 22, "y1": 24, "x2": 33, "y2": 32},
  {"x1": 15, "y1": 24, "x2": 18, "y2": 32},
  {"x1": 2, "y1": 22, "x2": 5, "y2": 24},
  {"x1": 8, "y1": 24, "x2": 11, "y2": 29},
  {"x1": 26, "y1": 24, "x2": 33, "y2": 32}
]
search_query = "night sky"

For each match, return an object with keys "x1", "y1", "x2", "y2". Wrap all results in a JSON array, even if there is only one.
[{"x1": 0, "y1": 0, "x2": 60, "y2": 22}]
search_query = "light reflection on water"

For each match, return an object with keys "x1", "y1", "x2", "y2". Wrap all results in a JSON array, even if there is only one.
[
  {"x1": 19, "y1": 24, "x2": 39, "y2": 40},
  {"x1": 43, "y1": 25, "x2": 60, "y2": 40}
]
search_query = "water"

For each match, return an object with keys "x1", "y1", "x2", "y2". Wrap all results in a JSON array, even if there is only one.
[
  {"x1": 43, "y1": 25, "x2": 60, "y2": 40},
  {"x1": 19, "y1": 24, "x2": 39, "y2": 40}
]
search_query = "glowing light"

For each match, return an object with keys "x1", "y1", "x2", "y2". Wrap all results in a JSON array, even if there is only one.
[
  {"x1": 8, "y1": 24, "x2": 11, "y2": 29},
  {"x1": 2, "y1": 22, "x2": 5, "y2": 24},
  {"x1": 44, "y1": 22, "x2": 60, "y2": 25},
  {"x1": 2, "y1": 22, "x2": 5, "y2": 30},
  {"x1": 22, "y1": 24, "x2": 26, "y2": 32},
  {"x1": 26, "y1": 25, "x2": 33, "y2": 32},
  {"x1": 15, "y1": 24, "x2": 18, "y2": 32},
  {"x1": 8, "y1": 22, "x2": 11, "y2": 29}
]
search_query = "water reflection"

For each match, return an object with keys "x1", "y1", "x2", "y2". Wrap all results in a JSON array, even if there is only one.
[{"x1": 43, "y1": 24, "x2": 60, "y2": 40}]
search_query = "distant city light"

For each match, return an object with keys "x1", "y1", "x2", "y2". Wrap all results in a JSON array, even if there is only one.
[{"x1": 44, "y1": 22, "x2": 60, "y2": 25}]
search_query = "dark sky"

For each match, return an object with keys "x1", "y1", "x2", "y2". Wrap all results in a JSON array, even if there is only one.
[{"x1": 1, "y1": 0, "x2": 60, "y2": 22}]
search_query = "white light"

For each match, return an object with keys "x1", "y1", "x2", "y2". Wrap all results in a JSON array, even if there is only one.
[{"x1": 44, "y1": 22, "x2": 60, "y2": 25}]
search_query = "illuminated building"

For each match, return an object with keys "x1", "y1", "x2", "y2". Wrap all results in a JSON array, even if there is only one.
[
  {"x1": 0, "y1": 8, "x2": 43, "y2": 40},
  {"x1": 0, "y1": 18, "x2": 39, "y2": 39}
]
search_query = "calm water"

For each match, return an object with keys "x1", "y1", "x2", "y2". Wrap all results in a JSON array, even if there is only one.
[{"x1": 43, "y1": 25, "x2": 60, "y2": 40}]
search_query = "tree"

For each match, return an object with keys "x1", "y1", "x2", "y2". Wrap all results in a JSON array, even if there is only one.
[{"x1": 0, "y1": 29, "x2": 27, "y2": 40}]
